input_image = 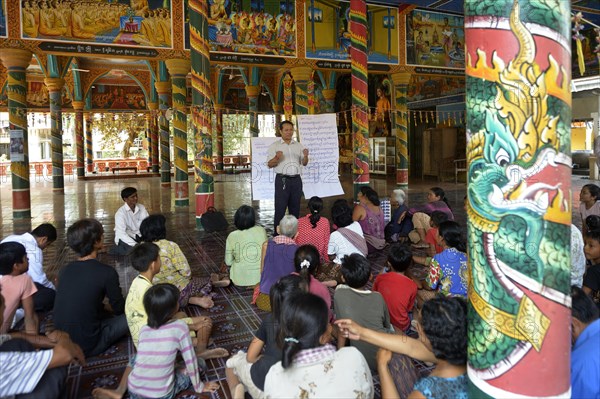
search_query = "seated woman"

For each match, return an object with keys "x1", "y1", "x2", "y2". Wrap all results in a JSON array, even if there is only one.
[
  {"x1": 407, "y1": 187, "x2": 453, "y2": 246},
  {"x1": 224, "y1": 205, "x2": 268, "y2": 288},
  {"x1": 385, "y1": 188, "x2": 414, "y2": 243},
  {"x1": 264, "y1": 293, "x2": 373, "y2": 398},
  {"x1": 412, "y1": 221, "x2": 468, "y2": 307},
  {"x1": 353, "y1": 186, "x2": 386, "y2": 253},
  {"x1": 256, "y1": 215, "x2": 298, "y2": 311},
  {"x1": 140, "y1": 215, "x2": 228, "y2": 309},
  {"x1": 336, "y1": 296, "x2": 468, "y2": 399},
  {"x1": 293, "y1": 244, "x2": 332, "y2": 320},
  {"x1": 226, "y1": 275, "x2": 303, "y2": 399},
  {"x1": 295, "y1": 196, "x2": 330, "y2": 263},
  {"x1": 318, "y1": 200, "x2": 367, "y2": 286}
]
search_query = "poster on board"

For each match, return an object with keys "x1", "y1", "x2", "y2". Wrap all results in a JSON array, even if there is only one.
[
  {"x1": 250, "y1": 137, "x2": 279, "y2": 201},
  {"x1": 297, "y1": 114, "x2": 344, "y2": 198},
  {"x1": 10, "y1": 130, "x2": 25, "y2": 162}
]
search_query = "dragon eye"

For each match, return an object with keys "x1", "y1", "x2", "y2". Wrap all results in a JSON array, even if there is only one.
[{"x1": 495, "y1": 148, "x2": 510, "y2": 166}]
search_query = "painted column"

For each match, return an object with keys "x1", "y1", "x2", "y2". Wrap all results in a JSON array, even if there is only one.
[
  {"x1": 165, "y1": 59, "x2": 191, "y2": 207},
  {"x1": 349, "y1": 0, "x2": 369, "y2": 198},
  {"x1": 0, "y1": 49, "x2": 32, "y2": 219},
  {"x1": 190, "y1": 0, "x2": 215, "y2": 229},
  {"x1": 214, "y1": 104, "x2": 224, "y2": 172},
  {"x1": 72, "y1": 100, "x2": 85, "y2": 178},
  {"x1": 391, "y1": 72, "x2": 410, "y2": 186},
  {"x1": 155, "y1": 81, "x2": 172, "y2": 187},
  {"x1": 291, "y1": 66, "x2": 312, "y2": 116},
  {"x1": 273, "y1": 104, "x2": 283, "y2": 135},
  {"x1": 45, "y1": 77, "x2": 65, "y2": 192},
  {"x1": 322, "y1": 88, "x2": 336, "y2": 114},
  {"x1": 148, "y1": 102, "x2": 160, "y2": 173},
  {"x1": 85, "y1": 113, "x2": 94, "y2": 173},
  {"x1": 246, "y1": 85, "x2": 260, "y2": 137},
  {"x1": 465, "y1": 1, "x2": 572, "y2": 398}
]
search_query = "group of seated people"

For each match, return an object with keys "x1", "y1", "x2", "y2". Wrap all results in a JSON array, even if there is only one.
[{"x1": 0, "y1": 184, "x2": 598, "y2": 398}]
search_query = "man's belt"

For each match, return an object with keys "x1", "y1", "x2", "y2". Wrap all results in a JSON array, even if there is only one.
[{"x1": 277, "y1": 174, "x2": 300, "y2": 178}]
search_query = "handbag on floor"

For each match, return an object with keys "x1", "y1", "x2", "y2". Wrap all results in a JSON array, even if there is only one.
[{"x1": 200, "y1": 207, "x2": 229, "y2": 232}]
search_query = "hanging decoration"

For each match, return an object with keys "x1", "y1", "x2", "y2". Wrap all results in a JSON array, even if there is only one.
[{"x1": 572, "y1": 12, "x2": 586, "y2": 75}]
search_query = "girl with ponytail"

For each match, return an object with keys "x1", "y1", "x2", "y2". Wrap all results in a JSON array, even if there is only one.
[
  {"x1": 293, "y1": 245, "x2": 332, "y2": 320},
  {"x1": 264, "y1": 293, "x2": 373, "y2": 398},
  {"x1": 295, "y1": 196, "x2": 331, "y2": 263}
]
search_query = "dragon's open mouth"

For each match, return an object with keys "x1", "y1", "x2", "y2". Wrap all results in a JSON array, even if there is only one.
[{"x1": 489, "y1": 148, "x2": 571, "y2": 223}]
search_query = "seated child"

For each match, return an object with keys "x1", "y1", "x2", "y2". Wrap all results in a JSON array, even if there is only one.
[
  {"x1": 583, "y1": 230, "x2": 600, "y2": 309},
  {"x1": 293, "y1": 245, "x2": 332, "y2": 320},
  {"x1": 264, "y1": 293, "x2": 373, "y2": 398},
  {"x1": 141, "y1": 214, "x2": 226, "y2": 310},
  {"x1": 226, "y1": 275, "x2": 303, "y2": 399},
  {"x1": 256, "y1": 215, "x2": 298, "y2": 311},
  {"x1": 127, "y1": 284, "x2": 219, "y2": 398},
  {"x1": 53, "y1": 218, "x2": 128, "y2": 357},
  {"x1": 92, "y1": 243, "x2": 227, "y2": 399},
  {"x1": 334, "y1": 253, "x2": 391, "y2": 370},
  {"x1": 424, "y1": 211, "x2": 449, "y2": 256},
  {"x1": 373, "y1": 244, "x2": 417, "y2": 332},
  {"x1": 336, "y1": 296, "x2": 468, "y2": 399},
  {"x1": 0, "y1": 242, "x2": 38, "y2": 334}
]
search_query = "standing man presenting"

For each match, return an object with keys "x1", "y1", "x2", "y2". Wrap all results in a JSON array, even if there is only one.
[{"x1": 267, "y1": 120, "x2": 309, "y2": 232}]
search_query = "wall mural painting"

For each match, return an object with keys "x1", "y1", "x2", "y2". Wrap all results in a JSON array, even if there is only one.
[
  {"x1": 21, "y1": 0, "x2": 172, "y2": 48},
  {"x1": 26, "y1": 82, "x2": 72, "y2": 108},
  {"x1": 465, "y1": 0, "x2": 571, "y2": 397},
  {"x1": 407, "y1": 75, "x2": 465, "y2": 102},
  {"x1": 305, "y1": 1, "x2": 398, "y2": 64},
  {"x1": 184, "y1": 0, "x2": 296, "y2": 56},
  {"x1": 91, "y1": 85, "x2": 146, "y2": 110},
  {"x1": 0, "y1": 0, "x2": 6, "y2": 37},
  {"x1": 406, "y1": 10, "x2": 464, "y2": 69}
]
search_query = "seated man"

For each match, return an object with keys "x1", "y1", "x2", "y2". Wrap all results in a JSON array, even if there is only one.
[
  {"x1": 53, "y1": 219, "x2": 128, "y2": 357},
  {"x1": 111, "y1": 187, "x2": 149, "y2": 255},
  {"x1": 571, "y1": 285, "x2": 600, "y2": 398},
  {"x1": 0, "y1": 288, "x2": 85, "y2": 399},
  {"x1": 2, "y1": 223, "x2": 57, "y2": 312}
]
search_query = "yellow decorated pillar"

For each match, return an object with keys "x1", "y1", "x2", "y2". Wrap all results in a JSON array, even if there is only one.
[
  {"x1": 147, "y1": 102, "x2": 160, "y2": 173},
  {"x1": 0, "y1": 49, "x2": 33, "y2": 218},
  {"x1": 155, "y1": 80, "x2": 172, "y2": 187},
  {"x1": 72, "y1": 100, "x2": 85, "y2": 179},
  {"x1": 44, "y1": 77, "x2": 65, "y2": 192},
  {"x1": 322, "y1": 88, "x2": 336, "y2": 114},
  {"x1": 214, "y1": 103, "x2": 224, "y2": 171},
  {"x1": 290, "y1": 66, "x2": 313, "y2": 115},
  {"x1": 246, "y1": 85, "x2": 260, "y2": 137},
  {"x1": 165, "y1": 59, "x2": 191, "y2": 206},
  {"x1": 391, "y1": 72, "x2": 411, "y2": 186}
]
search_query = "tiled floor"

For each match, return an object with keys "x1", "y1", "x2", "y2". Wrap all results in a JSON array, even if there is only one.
[{"x1": 0, "y1": 171, "x2": 590, "y2": 398}]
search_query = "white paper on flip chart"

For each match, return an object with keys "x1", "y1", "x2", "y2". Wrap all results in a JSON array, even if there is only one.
[
  {"x1": 297, "y1": 114, "x2": 344, "y2": 198},
  {"x1": 250, "y1": 137, "x2": 279, "y2": 200}
]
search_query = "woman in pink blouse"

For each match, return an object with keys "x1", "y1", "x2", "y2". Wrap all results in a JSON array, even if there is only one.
[{"x1": 295, "y1": 196, "x2": 331, "y2": 263}]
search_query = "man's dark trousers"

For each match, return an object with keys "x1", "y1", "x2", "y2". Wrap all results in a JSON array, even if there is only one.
[{"x1": 274, "y1": 174, "x2": 302, "y2": 231}]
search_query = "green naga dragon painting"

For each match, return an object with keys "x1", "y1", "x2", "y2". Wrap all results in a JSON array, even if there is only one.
[{"x1": 465, "y1": 0, "x2": 572, "y2": 397}]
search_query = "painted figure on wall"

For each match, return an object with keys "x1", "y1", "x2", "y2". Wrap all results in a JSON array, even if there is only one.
[
  {"x1": 21, "y1": 0, "x2": 172, "y2": 48},
  {"x1": 407, "y1": 10, "x2": 464, "y2": 69},
  {"x1": 205, "y1": 0, "x2": 296, "y2": 56},
  {"x1": 92, "y1": 85, "x2": 146, "y2": 110},
  {"x1": 465, "y1": 0, "x2": 571, "y2": 397}
]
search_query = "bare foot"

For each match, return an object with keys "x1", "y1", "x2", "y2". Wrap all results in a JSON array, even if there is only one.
[
  {"x1": 202, "y1": 381, "x2": 220, "y2": 393},
  {"x1": 211, "y1": 273, "x2": 231, "y2": 288},
  {"x1": 189, "y1": 296, "x2": 214, "y2": 309},
  {"x1": 323, "y1": 280, "x2": 338, "y2": 288},
  {"x1": 197, "y1": 347, "x2": 229, "y2": 360},
  {"x1": 233, "y1": 383, "x2": 245, "y2": 399},
  {"x1": 92, "y1": 388, "x2": 124, "y2": 399}
]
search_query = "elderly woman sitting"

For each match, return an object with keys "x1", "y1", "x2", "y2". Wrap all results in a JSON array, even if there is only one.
[
  {"x1": 255, "y1": 215, "x2": 299, "y2": 311},
  {"x1": 385, "y1": 189, "x2": 414, "y2": 243}
]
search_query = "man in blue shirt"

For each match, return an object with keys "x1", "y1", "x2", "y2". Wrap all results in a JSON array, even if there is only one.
[{"x1": 571, "y1": 286, "x2": 600, "y2": 399}]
